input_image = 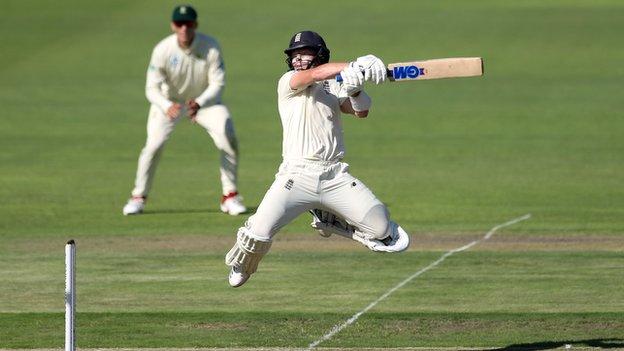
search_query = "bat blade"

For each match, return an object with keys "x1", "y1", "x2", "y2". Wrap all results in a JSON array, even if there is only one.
[
  {"x1": 335, "y1": 57, "x2": 483, "y2": 83},
  {"x1": 388, "y1": 57, "x2": 483, "y2": 82}
]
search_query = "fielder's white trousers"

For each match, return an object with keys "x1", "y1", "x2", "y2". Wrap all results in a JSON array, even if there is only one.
[
  {"x1": 130, "y1": 104, "x2": 239, "y2": 197},
  {"x1": 247, "y1": 160, "x2": 392, "y2": 241}
]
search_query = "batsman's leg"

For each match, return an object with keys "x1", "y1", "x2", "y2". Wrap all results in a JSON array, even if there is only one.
[
  {"x1": 319, "y1": 164, "x2": 410, "y2": 252},
  {"x1": 225, "y1": 166, "x2": 317, "y2": 286},
  {"x1": 225, "y1": 226, "x2": 272, "y2": 287}
]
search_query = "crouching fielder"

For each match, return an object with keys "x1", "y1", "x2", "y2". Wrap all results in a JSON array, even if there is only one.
[{"x1": 225, "y1": 31, "x2": 410, "y2": 287}]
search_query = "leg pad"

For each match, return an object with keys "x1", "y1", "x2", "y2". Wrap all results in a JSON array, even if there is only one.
[{"x1": 225, "y1": 227, "x2": 272, "y2": 275}]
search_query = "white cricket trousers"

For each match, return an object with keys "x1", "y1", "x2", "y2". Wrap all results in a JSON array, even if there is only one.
[
  {"x1": 247, "y1": 160, "x2": 391, "y2": 241},
  {"x1": 131, "y1": 104, "x2": 239, "y2": 197}
]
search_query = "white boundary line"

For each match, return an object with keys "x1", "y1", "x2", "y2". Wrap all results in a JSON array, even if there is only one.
[{"x1": 307, "y1": 214, "x2": 532, "y2": 350}]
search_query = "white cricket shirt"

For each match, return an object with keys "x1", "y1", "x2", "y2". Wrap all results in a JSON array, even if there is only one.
[
  {"x1": 277, "y1": 70, "x2": 349, "y2": 162},
  {"x1": 146, "y1": 33, "x2": 225, "y2": 112}
]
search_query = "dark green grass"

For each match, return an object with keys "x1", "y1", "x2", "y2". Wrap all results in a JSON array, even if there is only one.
[
  {"x1": 3, "y1": 312, "x2": 624, "y2": 348},
  {"x1": 1, "y1": 0, "x2": 624, "y2": 349},
  {"x1": 1, "y1": 249, "x2": 623, "y2": 347}
]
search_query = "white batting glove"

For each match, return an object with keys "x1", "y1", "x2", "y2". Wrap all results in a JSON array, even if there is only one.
[
  {"x1": 340, "y1": 64, "x2": 365, "y2": 96},
  {"x1": 355, "y1": 54, "x2": 387, "y2": 84}
]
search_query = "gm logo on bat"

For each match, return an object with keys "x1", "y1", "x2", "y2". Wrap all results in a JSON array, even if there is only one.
[{"x1": 392, "y1": 65, "x2": 425, "y2": 80}]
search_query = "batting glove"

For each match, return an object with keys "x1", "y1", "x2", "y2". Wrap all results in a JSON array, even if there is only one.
[
  {"x1": 340, "y1": 64, "x2": 365, "y2": 96},
  {"x1": 355, "y1": 54, "x2": 387, "y2": 84}
]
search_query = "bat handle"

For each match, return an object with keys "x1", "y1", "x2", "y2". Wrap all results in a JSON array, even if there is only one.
[{"x1": 335, "y1": 69, "x2": 394, "y2": 83}]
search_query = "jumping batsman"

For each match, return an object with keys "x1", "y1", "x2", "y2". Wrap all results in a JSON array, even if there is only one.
[
  {"x1": 123, "y1": 5, "x2": 246, "y2": 216},
  {"x1": 225, "y1": 31, "x2": 410, "y2": 287}
]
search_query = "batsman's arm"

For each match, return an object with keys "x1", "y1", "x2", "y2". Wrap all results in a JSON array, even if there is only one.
[
  {"x1": 340, "y1": 93, "x2": 369, "y2": 118},
  {"x1": 290, "y1": 63, "x2": 348, "y2": 90}
]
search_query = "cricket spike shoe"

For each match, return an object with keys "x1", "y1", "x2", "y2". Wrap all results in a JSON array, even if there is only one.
[
  {"x1": 220, "y1": 192, "x2": 247, "y2": 216},
  {"x1": 122, "y1": 196, "x2": 145, "y2": 215},
  {"x1": 228, "y1": 266, "x2": 250, "y2": 287}
]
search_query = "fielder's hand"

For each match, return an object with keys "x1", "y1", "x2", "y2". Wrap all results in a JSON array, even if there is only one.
[
  {"x1": 166, "y1": 103, "x2": 183, "y2": 120},
  {"x1": 340, "y1": 64, "x2": 365, "y2": 96},
  {"x1": 186, "y1": 100, "x2": 200, "y2": 122},
  {"x1": 355, "y1": 54, "x2": 387, "y2": 84}
]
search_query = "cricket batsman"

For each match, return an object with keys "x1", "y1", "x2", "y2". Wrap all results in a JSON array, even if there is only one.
[
  {"x1": 122, "y1": 5, "x2": 246, "y2": 216},
  {"x1": 225, "y1": 31, "x2": 410, "y2": 287}
]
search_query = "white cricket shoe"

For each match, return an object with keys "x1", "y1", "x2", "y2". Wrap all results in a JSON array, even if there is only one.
[
  {"x1": 220, "y1": 192, "x2": 247, "y2": 216},
  {"x1": 228, "y1": 266, "x2": 250, "y2": 287},
  {"x1": 369, "y1": 222, "x2": 410, "y2": 252},
  {"x1": 122, "y1": 197, "x2": 145, "y2": 215}
]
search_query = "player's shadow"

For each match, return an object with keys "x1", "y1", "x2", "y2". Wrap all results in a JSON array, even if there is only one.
[
  {"x1": 142, "y1": 208, "x2": 218, "y2": 215},
  {"x1": 143, "y1": 206, "x2": 257, "y2": 215},
  {"x1": 485, "y1": 338, "x2": 624, "y2": 350}
]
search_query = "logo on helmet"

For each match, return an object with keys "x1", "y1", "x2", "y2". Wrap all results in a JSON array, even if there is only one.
[{"x1": 294, "y1": 32, "x2": 302, "y2": 42}]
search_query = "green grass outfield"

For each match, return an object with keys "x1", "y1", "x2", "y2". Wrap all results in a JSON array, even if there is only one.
[{"x1": 1, "y1": 0, "x2": 624, "y2": 349}]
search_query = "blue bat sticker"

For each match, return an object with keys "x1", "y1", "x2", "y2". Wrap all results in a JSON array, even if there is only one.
[{"x1": 392, "y1": 65, "x2": 425, "y2": 80}]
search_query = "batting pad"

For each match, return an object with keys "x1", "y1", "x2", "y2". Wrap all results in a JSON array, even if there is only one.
[{"x1": 225, "y1": 227, "x2": 272, "y2": 274}]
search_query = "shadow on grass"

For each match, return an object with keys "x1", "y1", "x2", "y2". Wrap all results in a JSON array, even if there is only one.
[
  {"x1": 490, "y1": 338, "x2": 624, "y2": 350},
  {"x1": 143, "y1": 206, "x2": 258, "y2": 215}
]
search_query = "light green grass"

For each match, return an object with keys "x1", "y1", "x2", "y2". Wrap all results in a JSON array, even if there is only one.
[
  {"x1": 1, "y1": 0, "x2": 623, "y2": 349},
  {"x1": 1, "y1": 0, "x2": 623, "y2": 237}
]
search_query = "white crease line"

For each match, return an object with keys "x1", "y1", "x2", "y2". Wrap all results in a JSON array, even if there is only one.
[{"x1": 307, "y1": 214, "x2": 532, "y2": 350}]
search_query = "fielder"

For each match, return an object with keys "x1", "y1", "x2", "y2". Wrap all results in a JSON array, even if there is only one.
[
  {"x1": 225, "y1": 31, "x2": 410, "y2": 287},
  {"x1": 123, "y1": 5, "x2": 246, "y2": 216}
]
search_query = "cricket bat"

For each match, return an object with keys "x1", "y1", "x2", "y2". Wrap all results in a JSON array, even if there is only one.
[{"x1": 336, "y1": 57, "x2": 483, "y2": 82}]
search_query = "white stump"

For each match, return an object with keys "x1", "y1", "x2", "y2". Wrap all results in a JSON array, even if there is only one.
[{"x1": 65, "y1": 240, "x2": 76, "y2": 351}]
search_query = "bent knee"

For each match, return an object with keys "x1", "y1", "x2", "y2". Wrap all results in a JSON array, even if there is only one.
[{"x1": 360, "y1": 204, "x2": 390, "y2": 240}]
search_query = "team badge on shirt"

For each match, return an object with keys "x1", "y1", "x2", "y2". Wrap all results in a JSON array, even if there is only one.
[
  {"x1": 284, "y1": 179, "x2": 294, "y2": 190},
  {"x1": 170, "y1": 55, "x2": 179, "y2": 68}
]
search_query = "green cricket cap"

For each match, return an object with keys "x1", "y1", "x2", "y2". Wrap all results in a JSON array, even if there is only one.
[{"x1": 172, "y1": 5, "x2": 197, "y2": 22}]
